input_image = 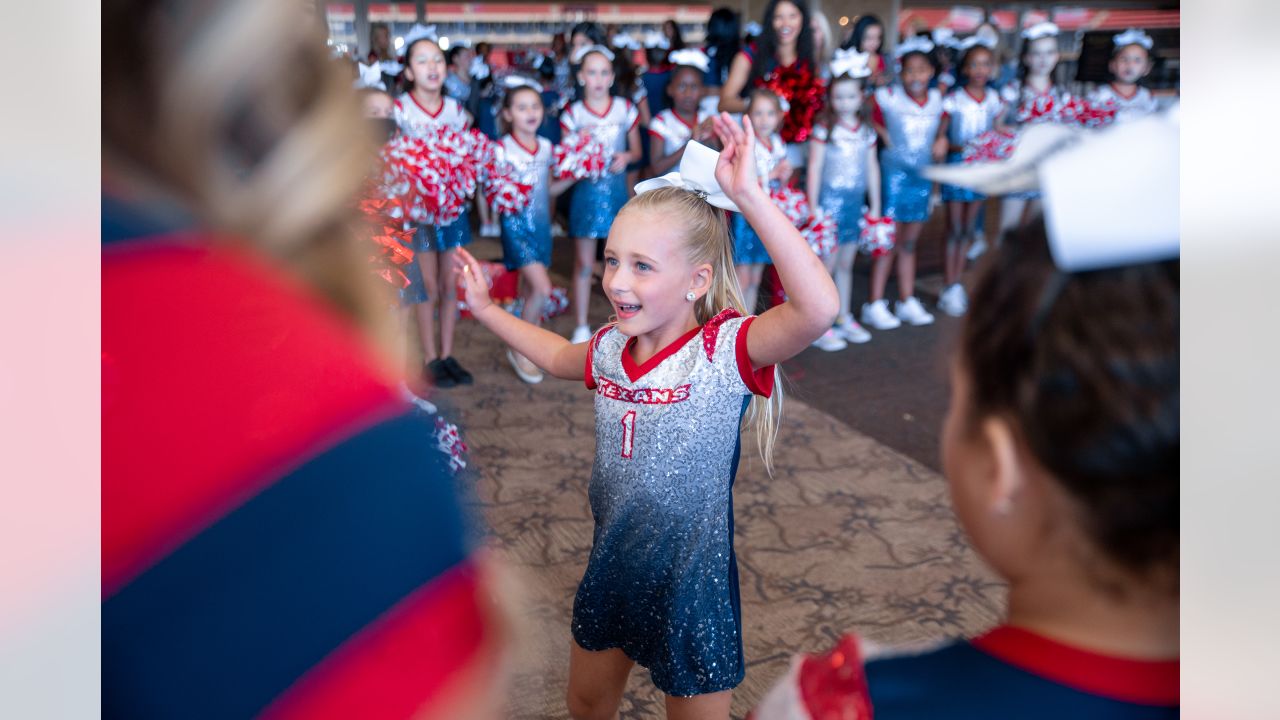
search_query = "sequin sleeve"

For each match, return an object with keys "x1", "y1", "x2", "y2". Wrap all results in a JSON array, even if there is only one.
[
  {"x1": 584, "y1": 325, "x2": 611, "y2": 390},
  {"x1": 704, "y1": 314, "x2": 775, "y2": 397}
]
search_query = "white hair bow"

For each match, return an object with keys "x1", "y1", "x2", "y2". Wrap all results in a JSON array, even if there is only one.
[
  {"x1": 469, "y1": 56, "x2": 491, "y2": 79},
  {"x1": 1113, "y1": 28, "x2": 1154, "y2": 50},
  {"x1": 829, "y1": 48, "x2": 871, "y2": 79},
  {"x1": 612, "y1": 34, "x2": 640, "y2": 51},
  {"x1": 957, "y1": 35, "x2": 997, "y2": 52},
  {"x1": 669, "y1": 48, "x2": 711, "y2": 73},
  {"x1": 399, "y1": 24, "x2": 438, "y2": 56},
  {"x1": 744, "y1": 21, "x2": 763, "y2": 37},
  {"x1": 502, "y1": 74, "x2": 542, "y2": 93},
  {"x1": 378, "y1": 59, "x2": 404, "y2": 76},
  {"x1": 572, "y1": 44, "x2": 616, "y2": 63},
  {"x1": 634, "y1": 141, "x2": 740, "y2": 212},
  {"x1": 922, "y1": 106, "x2": 1179, "y2": 271},
  {"x1": 1021, "y1": 21, "x2": 1060, "y2": 41},
  {"x1": 894, "y1": 35, "x2": 935, "y2": 58},
  {"x1": 643, "y1": 31, "x2": 670, "y2": 50},
  {"x1": 354, "y1": 62, "x2": 387, "y2": 91},
  {"x1": 931, "y1": 27, "x2": 958, "y2": 49}
]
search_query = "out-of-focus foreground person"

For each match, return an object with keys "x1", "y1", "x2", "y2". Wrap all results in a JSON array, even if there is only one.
[{"x1": 102, "y1": 2, "x2": 503, "y2": 718}]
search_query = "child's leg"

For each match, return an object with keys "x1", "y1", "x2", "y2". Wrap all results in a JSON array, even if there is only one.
[
  {"x1": 895, "y1": 221, "x2": 924, "y2": 300},
  {"x1": 944, "y1": 202, "x2": 965, "y2": 286},
  {"x1": 518, "y1": 263, "x2": 552, "y2": 327},
  {"x1": 573, "y1": 237, "x2": 596, "y2": 329},
  {"x1": 437, "y1": 248, "x2": 459, "y2": 359},
  {"x1": 666, "y1": 690, "x2": 732, "y2": 720},
  {"x1": 834, "y1": 243, "x2": 857, "y2": 322},
  {"x1": 566, "y1": 641, "x2": 633, "y2": 720},
  {"x1": 868, "y1": 250, "x2": 894, "y2": 303},
  {"x1": 415, "y1": 252, "x2": 440, "y2": 364}
]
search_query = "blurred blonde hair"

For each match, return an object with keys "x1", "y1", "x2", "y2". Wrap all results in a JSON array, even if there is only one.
[
  {"x1": 103, "y1": 0, "x2": 390, "y2": 345},
  {"x1": 619, "y1": 187, "x2": 784, "y2": 474}
]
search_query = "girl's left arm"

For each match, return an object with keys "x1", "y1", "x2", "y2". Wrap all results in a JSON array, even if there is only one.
[
  {"x1": 712, "y1": 114, "x2": 838, "y2": 367},
  {"x1": 865, "y1": 145, "x2": 882, "y2": 218},
  {"x1": 549, "y1": 167, "x2": 575, "y2": 198}
]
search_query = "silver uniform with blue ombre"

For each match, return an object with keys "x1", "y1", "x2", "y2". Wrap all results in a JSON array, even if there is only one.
[
  {"x1": 940, "y1": 87, "x2": 1005, "y2": 202},
  {"x1": 731, "y1": 133, "x2": 786, "y2": 265},
  {"x1": 561, "y1": 98, "x2": 639, "y2": 238},
  {"x1": 574, "y1": 309, "x2": 775, "y2": 696},
  {"x1": 496, "y1": 134, "x2": 553, "y2": 270},
  {"x1": 876, "y1": 86, "x2": 944, "y2": 222},
  {"x1": 812, "y1": 120, "x2": 877, "y2": 244}
]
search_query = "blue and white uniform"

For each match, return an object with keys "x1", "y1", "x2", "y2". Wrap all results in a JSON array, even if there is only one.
[
  {"x1": 1088, "y1": 83, "x2": 1160, "y2": 124},
  {"x1": 561, "y1": 98, "x2": 639, "y2": 238},
  {"x1": 875, "y1": 86, "x2": 944, "y2": 223},
  {"x1": 648, "y1": 108, "x2": 714, "y2": 157},
  {"x1": 940, "y1": 87, "x2": 1005, "y2": 202},
  {"x1": 811, "y1": 120, "x2": 877, "y2": 245},
  {"x1": 496, "y1": 134, "x2": 553, "y2": 270},
  {"x1": 575, "y1": 309, "x2": 775, "y2": 697},
  {"x1": 732, "y1": 132, "x2": 787, "y2": 265},
  {"x1": 393, "y1": 93, "x2": 474, "y2": 252}
]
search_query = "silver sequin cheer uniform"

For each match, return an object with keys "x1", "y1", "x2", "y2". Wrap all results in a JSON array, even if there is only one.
[
  {"x1": 574, "y1": 309, "x2": 775, "y2": 696},
  {"x1": 876, "y1": 86, "x2": 943, "y2": 222},
  {"x1": 496, "y1": 135, "x2": 553, "y2": 270},
  {"x1": 732, "y1": 134, "x2": 787, "y2": 265},
  {"x1": 940, "y1": 87, "x2": 1005, "y2": 201},
  {"x1": 561, "y1": 98, "x2": 639, "y2": 238},
  {"x1": 812, "y1": 121, "x2": 877, "y2": 244}
]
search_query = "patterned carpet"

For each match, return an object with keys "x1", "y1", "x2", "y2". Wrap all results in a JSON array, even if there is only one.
[{"x1": 443, "y1": 302, "x2": 1006, "y2": 719}]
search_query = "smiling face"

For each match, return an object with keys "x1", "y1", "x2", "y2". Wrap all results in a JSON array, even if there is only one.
[
  {"x1": 962, "y1": 46, "x2": 995, "y2": 88},
  {"x1": 828, "y1": 78, "x2": 863, "y2": 120},
  {"x1": 404, "y1": 40, "x2": 446, "y2": 93},
  {"x1": 771, "y1": 0, "x2": 804, "y2": 48},
  {"x1": 668, "y1": 66, "x2": 705, "y2": 116},
  {"x1": 1023, "y1": 36, "x2": 1059, "y2": 79},
  {"x1": 900, "y1": 53, "x2": 935, "y2": 97},
  {"x1": 1110, "y1": 44, "x2": 1152, "y2": 85},
  {"x1": 603, "y1": 210, "x2": 708, "y2": 338},
  {"x1": 576, "y1": 51, "x2": 615, "y2": 100},
  {"x1": 748, "y1": 94, "x2": 782, "y2": 138},
  {"x1": 502, "y1": 87, "x2": 545, "y2": 135}
]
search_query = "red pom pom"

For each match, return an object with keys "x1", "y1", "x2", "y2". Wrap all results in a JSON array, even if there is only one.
[
  {"x1": 481, "y1": 145, "x2": 535, "y2": 216},
  {"x1": 379, "y1": 126, "x2": 489, "y2": 226},
  {"x1": 858, "y1": 214, "x2": 895, "y2": 257},
  {"x1": 356, "y1": 182, "x2": 416, "y2": 289},
  {"x1": 553, "y1": 130, "x2": 612, "y2": 181},
  {"x1": 963, "y1": 129, "x2": 1018, "y2": 164}
]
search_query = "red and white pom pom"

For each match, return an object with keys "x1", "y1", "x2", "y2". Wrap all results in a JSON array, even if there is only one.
[
  {"x1": 1057, "y1": 96, "x2": 1117, "y2": 128},
  {"x1": 770, "y1": 185, "x2": 812, "y2": 228},
  {"x1": 481, "y1": 145, "x2": 535, "y2": 216},
  {"x1": 963, "y1": 129, "x2": 1018, "y2": 164},
  {"x1": 356, "y1": 187, "x2": 417, "y2": 289},
  {"x1": 379, "y1": 127, "x2": 491, "y2": 226},
  {"x1": 858, "y1": 213, "x2": 896, "y2": 257},
  {"x1": 553, "y1": 130, "x2": 612, "y2": 181},
  {"x1": 800, "y1": 208, "x2": 837, "y2": 258},
  {"x1": 1016, "y1": 93, "x2": 1059, "y2": 124}
]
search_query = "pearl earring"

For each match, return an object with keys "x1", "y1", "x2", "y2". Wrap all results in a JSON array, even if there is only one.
[{"x1": 685, "y1": 291, "x2": 697, "y2": 302}]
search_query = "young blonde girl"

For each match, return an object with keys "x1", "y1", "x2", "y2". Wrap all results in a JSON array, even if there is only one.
[
  {"x1": 733, "y1": 88, "x2": 791, "y2": 314},
  {"x1": 455, "y1": 113, "x2": 838, "y2": 720},
  {"x1": 562, "y1": 45, "x2": 644, "y2": 344},
  {"x1": 807, "y1": 63, "x2": 881, "y2": 346},
  {"x1": 393, "y1": 29, "x2": 477, "y2": 387}
]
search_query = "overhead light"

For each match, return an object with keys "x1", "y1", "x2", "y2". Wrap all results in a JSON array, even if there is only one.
[
  {"x1": 394, "y1": 36, "x2": 404, "y2": 49},
  {"x1": 439, "y1": 36, "x2": 451, "y2": 49},
  {"x1": 839, "y1": 16, "x2": 849, "y2": 26}
]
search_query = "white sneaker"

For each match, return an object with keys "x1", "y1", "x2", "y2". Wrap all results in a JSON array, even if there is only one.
[
  {"x1": 570, "y1": 324, "x2": 593, "y2": 344},
  {"x1": 860, "y1": 300, "x2": 902, "y2": 330},
  {"x1": 967, "y1": 234, "x2": 987, "y2": 260},
  {"x1": 552, "y1": 222, "x2": 566, "y2": 237},
  {"x1": 895, "y1": 296, "x2": 936, "y2": 326},
  {"x1": 398, "y1": 382, "x2": 438, "y2": 414},
  {"x1": 834, "y1": 317, "x2": 872, "y2": 344},
  {"x1": 507, "y1": 349, "x2": 544, "y2": 384},
  {"x1": 480, "y1": 221, "x2": 500, "y2": 238},
  {"x1": 811, "y1": 328, "x2": 848, "y2": 352},
  {"x1": 937, "y1": 284, "x2": 968, "y2": 317}
]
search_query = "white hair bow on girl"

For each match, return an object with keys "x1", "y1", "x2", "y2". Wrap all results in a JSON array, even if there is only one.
[
  {"x1": 612, "y1": 34, "x2": 641, "y2": 51},
  {"x1": 744, "y1": 21, "x2": 763, "y2": 37},
  {"x1": 669, "y1": 48, "x2": 711, "y2": 73},
  {"x1": 1021, "y1": 21, "x2": 1060, "y2": 41},
  {"x1": 634, "y1": 141, "x2": 741, "y2": 212},
  {"x1": 643, "y1": 31, "x2": 670, "y2": 50},
  {"x1": 829, "y1": 48, "x2": 871, "y2": 78},
  {"x1": 469, "y1": 56, "x2": 491, "y2": 79},
  {"x1": 894, "y1": 35, "x2": 935, "y2": 58},
  {"x1": 957, "y1": 35, "x2": 997, "y2": 51},
  {"x1": 399, "y1": 23, "x2": 438, "y2": 56},
  {"x1": 354, "y1": 62, "x2": 387, "y2": 91},
  {"x1": 572, "y1": 44, "x2": 616, "y2": 63},
  {"x1": 502, "y1": 74, "x2": 542, "y2": 93},
  {"x1": 931, "y1": 27, "x2": 958, "y2": 49},
  {"x1": 1113, "y1": 28, "x2": 1154, "y2": 50}
]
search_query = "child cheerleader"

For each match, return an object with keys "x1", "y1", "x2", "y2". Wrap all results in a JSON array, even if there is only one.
[
  {"x1": 454, "y1": 114, "x2": 839, "y2": 720},
  {"x1": 1088, "y1": 29, "x2": 1159, "y2": 123},
  {"x1": 806, "y1": 50, "x2": 881, "y2": 346},
  {"x1": 561, "y1": 44, "x2": 643, "y2": 344},
  {"x1": 997, "y1": 22, "x2": 1068, "y2": 236},
  {"x1": 863, "y1": 37, "x2": 946, "y2": 330},
  {"x1": 495, "y1": 77, "x2": 575, "y2": 384},
  {"x1": 393, "y1": 25, "x2": 476, "y2": 387},
  {"x1": 647, "y1": 49, "x2": 717, "y2": 177},
  {"x1": 935, "y1": 39, "x2": 1005, "y2": 317},
  {"x1": 734, "y1": 88, "x2": 791, "y2": 314}
]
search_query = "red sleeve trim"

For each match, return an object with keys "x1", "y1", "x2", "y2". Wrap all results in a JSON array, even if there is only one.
[
  {"x1": 583, "y1": 326, "x2": 609, "y2": 390},
  {"x1": 735, "y1": 316, "x2": 775, "y2": 397}
]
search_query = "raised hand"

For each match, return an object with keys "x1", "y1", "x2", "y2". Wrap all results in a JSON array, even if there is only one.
[
  {"x1": 712, "y1": 112, "x2": 763, "y2": 204},
  {"x1": 452, "y1": 247, "x2": 494, "y2": 315}
]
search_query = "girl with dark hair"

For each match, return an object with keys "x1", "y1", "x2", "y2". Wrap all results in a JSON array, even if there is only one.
[
  {"x1": 662, "y1": 18, "x2": 686, "y2": 52},
  {"x1": 718, "y1": 0, "x2": 824, "y2": 146},
  {"x1": 842, "y1": 14, "x2": 889, "y2": 86},
  {"x1": 703, "y1": 7, "x2": 741, "y2": 90}
]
